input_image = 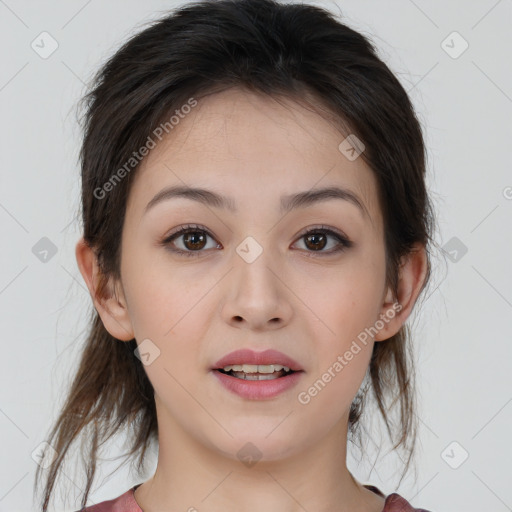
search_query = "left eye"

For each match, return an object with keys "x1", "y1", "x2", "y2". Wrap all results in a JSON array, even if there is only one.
[
  {"x1": 293, "y1": 227, "x2": 352, "y2": 253},
  {"x1": 161, "y1": 224, "x2": 352, "y2": 257}
]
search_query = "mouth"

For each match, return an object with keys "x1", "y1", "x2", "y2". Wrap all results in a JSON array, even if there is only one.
[
  {"x1": 215, "y1": 364, "x2": 299, "y2": 381},
  {"x1": 212, "y1": 348, "x2": 304, "y2": 373},
  {"x1": 211, "y1": 349, "x2": 305, "y2": 399}
]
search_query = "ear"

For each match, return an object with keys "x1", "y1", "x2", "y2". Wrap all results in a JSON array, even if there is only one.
[
  {"x1": 374, "y1": 242, "x2": 428, "y2": 342},
  {"x1": 75, "y1": 236, "x2": 135, "y2": 341}
]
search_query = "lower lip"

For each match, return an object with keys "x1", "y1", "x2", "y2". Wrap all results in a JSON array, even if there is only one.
[{"x1": 212, "y1": 370, "x2": 303, "y2": 400}]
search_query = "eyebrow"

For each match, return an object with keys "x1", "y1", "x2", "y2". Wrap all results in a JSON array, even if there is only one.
[{"x1": 144, "y1": 184, "x2": 370, "y2": 220}]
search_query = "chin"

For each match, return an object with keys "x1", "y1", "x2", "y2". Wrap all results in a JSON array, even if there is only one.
[{"x1": 209, "y1": 429, "x2": 306, "y2": 466}]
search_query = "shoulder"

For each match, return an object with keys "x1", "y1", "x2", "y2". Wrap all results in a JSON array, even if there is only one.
[
  {"x1": 383, "y1": 492, "x2": 433, "y2": 512},
  {"x1": 73, "y1": 486, "x2": 142, "y2": 512}
]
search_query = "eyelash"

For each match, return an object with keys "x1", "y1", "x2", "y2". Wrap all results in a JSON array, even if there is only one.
[{"x1": 160, "y1": 223, "x2": 353, "y2": 258}]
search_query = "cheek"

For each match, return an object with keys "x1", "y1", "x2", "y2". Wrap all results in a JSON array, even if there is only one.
[
  {"x1": 298, "y1": 346, "x2": 372, "y2": 436},
  {"x1": 121, "y1": 244, "x2": 215, "y2": 339},
  {"x1": 297, "y1": 272, "x2": 378, "y2": 417},
  {"x1": 120, "y1": 254, "x2": 223, "y2": 405},
  {"x1": 299, "y1": 254, "x2": 383, "y2": 401},
  {"x1": 307, "y1": 255, "x2": 384, "y2": 341},
  {"x1": 122, "y1": 261, "x2": 213, "y2": 402}
]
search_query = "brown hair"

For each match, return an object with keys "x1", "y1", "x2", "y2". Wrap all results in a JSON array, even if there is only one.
[{"x1": 34, "y1": 0, "x2": 439, "y2": 509}]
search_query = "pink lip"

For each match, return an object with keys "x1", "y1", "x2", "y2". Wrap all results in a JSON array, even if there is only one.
[
  {"x1": 212, "y1": 370, "x2": 303, "y2": 400},
  {"x1": 211, "y1": 348, "x2": 304, "y2": 400},
  {"x1": 212, "y1": 349, "x2": 303, "y2": 371}
]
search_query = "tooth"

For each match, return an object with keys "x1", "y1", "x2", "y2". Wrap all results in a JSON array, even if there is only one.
[
  {"x1": 245, "y1": 373, "x2": 278, "y2": 381},
  {"x1": 241, "y1": 364, "x2": 259, "y2": 373},
  {"x1": 233, "y1": 372, "x2": 281, "y2": 381},
  {"x1": 221, "y1": 364, "x2": 292, "y2": 373}
]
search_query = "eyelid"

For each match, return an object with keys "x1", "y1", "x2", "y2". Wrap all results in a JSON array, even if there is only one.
[
  {"x1": 162, "y1": 223, "x2": 216, "y2": 242},
  {"x1": 294, "y1": 224, "x2": 351, "y2": 243}
]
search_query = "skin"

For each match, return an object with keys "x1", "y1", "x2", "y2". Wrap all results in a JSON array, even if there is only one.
[{"x1": 76, "y1": 88, "x2": 427, "y2": 512}]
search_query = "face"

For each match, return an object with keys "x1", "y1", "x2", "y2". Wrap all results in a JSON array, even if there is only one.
[{"x1": 114, "y1": 88, "x2": 392, "y2": 462}]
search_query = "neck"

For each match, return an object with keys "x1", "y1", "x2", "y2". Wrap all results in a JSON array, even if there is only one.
[{"x1": 134, "y1": 399, "x2": 385, "y2": 512}]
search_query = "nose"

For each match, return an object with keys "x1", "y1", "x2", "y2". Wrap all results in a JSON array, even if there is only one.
[{"x1": 220, "y1": 244, "x2": 293, "y2": 331}]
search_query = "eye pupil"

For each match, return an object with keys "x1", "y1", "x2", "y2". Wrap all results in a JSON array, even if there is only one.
[
  {"x1": 184, "y1": 232, "x2": 206, "y2": 250},
  {"x1": 305, "y1": 233, "x2": 327, "y2": 251}
]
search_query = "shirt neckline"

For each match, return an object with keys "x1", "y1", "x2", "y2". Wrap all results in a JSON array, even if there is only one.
[{"x1": 131, "y1": 482, "x2": 396, "y2": 511}]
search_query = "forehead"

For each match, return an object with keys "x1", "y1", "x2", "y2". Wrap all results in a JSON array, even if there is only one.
[{"x1": 128, "y1": 88, "x2": 382, "y2": 232}]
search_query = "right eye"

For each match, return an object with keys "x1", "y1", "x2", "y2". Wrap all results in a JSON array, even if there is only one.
[{"x1": 161, "y1": 224, "x2": 222, "y2": 257}]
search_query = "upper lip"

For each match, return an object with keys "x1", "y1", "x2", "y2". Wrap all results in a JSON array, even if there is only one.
[{"x1": 212, "y1": 349, "x2": 303, "y2": 371}]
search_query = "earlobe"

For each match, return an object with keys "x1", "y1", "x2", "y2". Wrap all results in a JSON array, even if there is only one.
[
  {"x1": 75, "y1": 237, "x2": 135, "y2": 342},
  {"x1": 374, "y1": 243, "x2": 428, "y2": 342}
]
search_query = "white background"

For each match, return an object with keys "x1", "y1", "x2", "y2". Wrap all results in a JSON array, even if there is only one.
[{"x1": 0, "y1": 1, "x2": 511, "y2": 511}]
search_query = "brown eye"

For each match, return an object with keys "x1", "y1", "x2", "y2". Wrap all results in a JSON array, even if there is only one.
[
  {"x1": 305, "y1": 233, "x2": 327, "y2": 251},
  {"x1": 304, "y1": 232, "x2": 328, "y2": 251},
  {"x1": 293, "y1": 226, "x2": 353, "y2": 255},
  {"x1": 182, "y1": 231, "x2": 207, "y2": 250},
  {"x1": 162, "y1": 224, "x2": 220, "y2": 257}
]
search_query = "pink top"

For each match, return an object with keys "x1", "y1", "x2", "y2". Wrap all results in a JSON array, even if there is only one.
[{"x1": 76, "y1": 483, "x2": 432, "y2": 511}]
